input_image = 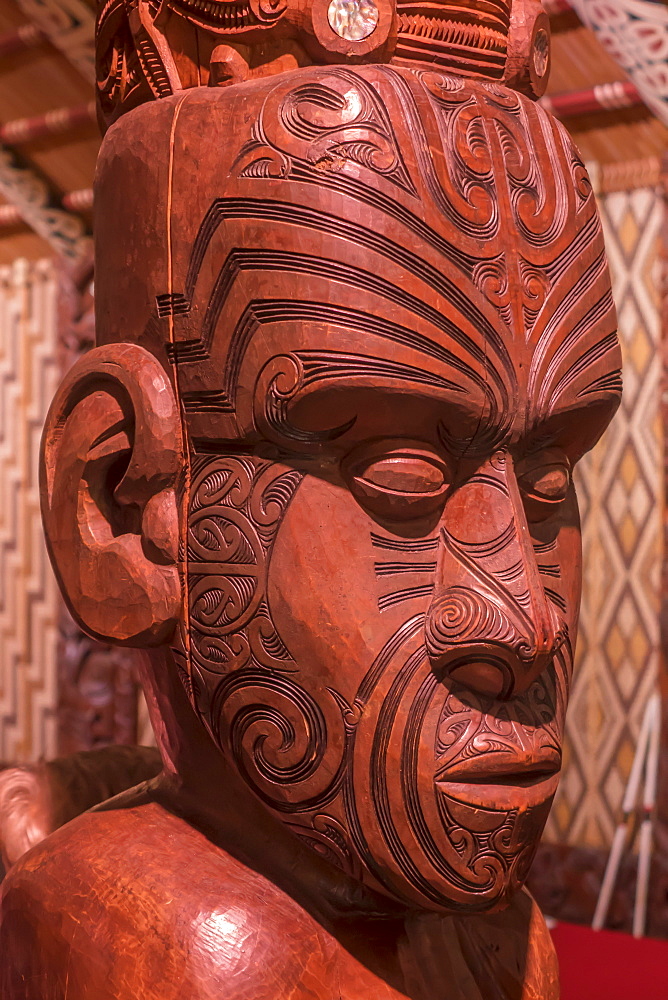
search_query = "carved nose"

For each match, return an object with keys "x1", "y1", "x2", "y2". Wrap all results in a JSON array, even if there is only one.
[
  {"x1": 425, "y1": 587, "x2": 536, "y2": 698},
  {"x1": 425, "y1": 452, "x2": 565, "y2": 699}
]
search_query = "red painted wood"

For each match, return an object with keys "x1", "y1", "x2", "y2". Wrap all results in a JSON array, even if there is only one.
[
  {"x1": 0, "y1": 103, "x2": 95, "y2": 146},
  {"x1": 542, "y1": 80, "x2": 642, "y2": 118},
  {"x1": 0, "y1": 23, "x2": 43, "y2": 59}
]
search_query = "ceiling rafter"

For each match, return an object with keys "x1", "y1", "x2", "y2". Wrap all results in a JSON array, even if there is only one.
[
  {"x1": 13, "y1": 0, "x2": 94, "y2": 80},
  {"x1": 0, "y1": 3, "x2": 95, "y2": 257},
  {"x1": 0, "y1": 186, "x2": 92, "y2": 229},
  {"x1": 0, "y1": 102, "x2": 96, "y2": 144},
  {"x1": 542, "y1": 81, "x2": 643, "y2": 119},
  {"x1": 549, "y1": 0, "x2": 668, "y2": 128},
  {"x1": 0, "y1": 22, "x2": 45, "y2": 57}
]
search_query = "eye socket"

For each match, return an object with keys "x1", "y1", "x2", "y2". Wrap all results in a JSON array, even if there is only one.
[
  {"x1": 344, "y1": 444, "x2": 450, "y2": 521},
  {"x1": 516, "y1": 449, "x2": 571, "y2": 521}
]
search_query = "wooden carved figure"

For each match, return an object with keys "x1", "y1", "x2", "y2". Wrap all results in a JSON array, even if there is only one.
[{"x1": 0, "y1": 1, "x2": 621, "y2": 998}]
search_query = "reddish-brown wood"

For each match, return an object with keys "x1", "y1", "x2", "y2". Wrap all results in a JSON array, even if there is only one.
[
  {"x1": 96, "y1": 0, "x2": 551, "y2": 129},
  {"x1": 0, "y1": 1, "x2": 622, "y2": 996},
  {"x1": 55, "y1": 259, "x2": 145, "y2": 756}
]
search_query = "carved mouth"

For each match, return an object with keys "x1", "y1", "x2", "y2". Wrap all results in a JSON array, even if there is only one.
[
  {"x1": 436, "y1": 749, "x2": 561, "y2": 784},
  {"x1": 449, "y1": 764, "x2": 559, "y2": 786},
  {"x1": 165, "y1": 0, "x2": 256, "y2": 31},
  {"x1": 435, "y1": 747, "x2": 561, "y2": 808},
  {"x1": 436, "y1": 759, "x2": 560, "y2": 809},
  {"x1": 395, "y1": 2, "x2": 508, "y2": 74}
]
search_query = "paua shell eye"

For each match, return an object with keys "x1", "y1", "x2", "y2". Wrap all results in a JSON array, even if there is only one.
[{"x1": 343, "y1": 443, "x2": 451, "y2": 520}]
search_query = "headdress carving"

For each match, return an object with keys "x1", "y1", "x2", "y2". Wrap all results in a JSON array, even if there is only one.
[{"x1": 96, "y1": 0, "x2": 550, "y2": 128}]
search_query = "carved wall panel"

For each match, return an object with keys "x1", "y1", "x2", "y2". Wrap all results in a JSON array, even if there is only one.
[
  {"x1": 543, "y1": 174, "x2": 665, "y2": 849},
  {"x1": 0, "y1": 259, "x2": 60, "y2": 764}
]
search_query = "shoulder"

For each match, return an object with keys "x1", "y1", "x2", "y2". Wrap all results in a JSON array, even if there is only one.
[{"x1": 0, "y1": 803, "x2": 336, "y2": 1000}]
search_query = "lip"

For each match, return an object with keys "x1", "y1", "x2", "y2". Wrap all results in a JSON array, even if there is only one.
[{"x1": 435, "y1": 750, "x2": 561, "y2": 809}]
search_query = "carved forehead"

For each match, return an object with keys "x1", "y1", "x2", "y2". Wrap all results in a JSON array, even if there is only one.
[{"x1": 95, "y1": 65, "x2": 620, "y2": 443}]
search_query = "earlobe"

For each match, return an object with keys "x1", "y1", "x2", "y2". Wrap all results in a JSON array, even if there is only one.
[{"x1": 41, "y1": 344, "x2": 185, "y2": 646}]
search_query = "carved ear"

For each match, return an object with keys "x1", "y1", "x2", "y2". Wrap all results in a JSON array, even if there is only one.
[{"x1": 41, "y1": 344, "x2": 185, "y2": 646}]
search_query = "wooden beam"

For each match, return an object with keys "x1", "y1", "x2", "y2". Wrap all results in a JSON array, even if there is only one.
[
  {"x1": 541, "y1": 80, "x2": 644, "y2": 118},
  {"x1": 0, "y1": 103, "x2": 96, "y2": 145},
  {"x1": 0, "y1": 23, "x2": 44, "y2": 58},
  {"x1": 0, "y1": 187, "x2": 93, "y2": 230},
  {"x1": 13, "y1": 0, "x2": 94, "y2": 81}
]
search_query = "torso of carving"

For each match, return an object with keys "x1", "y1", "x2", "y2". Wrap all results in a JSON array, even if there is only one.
[
  {"x1": 1, "y1": 798, "x2": 557, "y2": 1000},
  {"x1": 0, "y1": 38, "x2": 620, "y2": 1000}
]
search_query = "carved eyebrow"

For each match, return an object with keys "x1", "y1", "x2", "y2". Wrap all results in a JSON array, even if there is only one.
[
  {"x1": 287, "y1": 351, "x2": 468, "y2": 395},
  {"x1": 252, "y1": 350, "x2": 473, "y2": 446},
  {"x1": 521, "y1": 382, "x2": 621, "y2": 460},
  {"x1": 208, "y1": 300, "x2": 491, "y2": 416}
]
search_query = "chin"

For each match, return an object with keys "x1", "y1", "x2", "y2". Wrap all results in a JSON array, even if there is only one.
[{"x1": 344, "y1": 772, "x2": 557, "y2": 915}]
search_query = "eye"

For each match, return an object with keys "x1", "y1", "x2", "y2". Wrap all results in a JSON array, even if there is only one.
[
  {"x1": 343, "y1": 443, "x2": 450, "y2": 521},
  {"x1": 516, "y1": 449, "x2": 571, "y2": 521}
]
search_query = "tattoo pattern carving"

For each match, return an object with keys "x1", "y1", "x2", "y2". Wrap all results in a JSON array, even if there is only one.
[
  {"x1": 150, "y1": 67, "x2": 619, "y2": 451},
  {"x1": 180, "y1": 452, "x2": 572, "y2": 909}
]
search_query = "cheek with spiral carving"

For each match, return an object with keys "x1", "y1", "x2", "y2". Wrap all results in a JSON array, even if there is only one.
[{"x1": 181, "y1": 455, "x2": 351, "y2": 832}]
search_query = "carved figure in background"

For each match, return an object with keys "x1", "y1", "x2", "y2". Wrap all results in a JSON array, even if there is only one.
[
  {"x1": 0, "y1": 1, "x2": 621, "y2": 998},
  {"x1": 0, "y1": 746, "x2": 162, "y2": 877}
]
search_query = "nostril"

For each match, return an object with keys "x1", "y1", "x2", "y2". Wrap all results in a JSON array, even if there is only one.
[
  {"x1": 425, "y1": 587, "x2": 540, "y2": 698},
  {"x1": 447, "y1": 659, "x2": 512, "y2": 699}
]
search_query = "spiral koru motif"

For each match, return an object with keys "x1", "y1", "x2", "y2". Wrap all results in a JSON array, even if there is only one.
[{"x1": 426, "y1": 586, "x2": 529, "y2": 659}]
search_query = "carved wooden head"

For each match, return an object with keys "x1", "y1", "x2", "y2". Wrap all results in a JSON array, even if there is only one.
[{"x1": 41, "y1": 66, "x2": 620, "y2": 912}]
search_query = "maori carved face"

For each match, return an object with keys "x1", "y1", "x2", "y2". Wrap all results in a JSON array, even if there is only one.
[{"x1": 90, "y1": 66, "x2": 621, "y2": 912}]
